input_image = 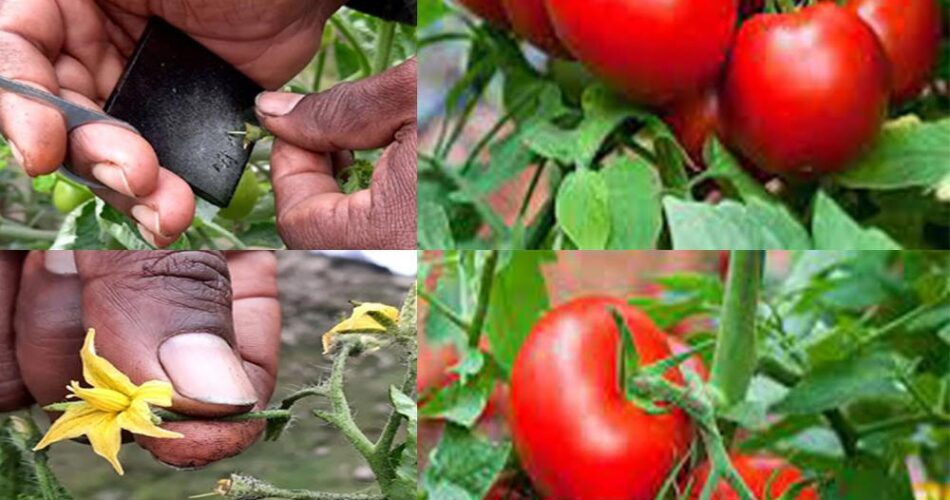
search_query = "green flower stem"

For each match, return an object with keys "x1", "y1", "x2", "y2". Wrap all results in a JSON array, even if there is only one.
[
  {"x1": 208, "y1": 473, "x2": 384, "y2": 500},
  {"x1": 329, "y1": 16, "x2": 372, "y2": 78},
  {"x1": 418, "y1": 288, "x2": 472, "y2": 332},
  {"x1": 709, "y1": 251, "x2": 764, "y2": 408},
  {"x1": 154, "y1": 408, "x2": 292, "y2": 424},
  {"x1": 313, "y1": 342, "x2": 375, "y2": 458},
  {"x1": 468, "y1": 250, "x2": 499, "y2": 349},
  {"x1": 631, "y1": 375, "x2": 756, "y2": 500},
  {"x1": 372, "y1": 21, "x2": 396, "y2": 75}
]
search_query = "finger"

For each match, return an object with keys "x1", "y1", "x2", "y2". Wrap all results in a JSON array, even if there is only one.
[
  {"x1": 0, "y1": 32, "x2": 67, "y2": 175},
  {"x1": 255, "y1": 58, "x2": 417, "y2": 152},
  {"x1": 92, "y1": 168, "x2": 196, "y2": 248},
  {"x1": 137, "y1": 251, "x2": 281, "y2": 468},
  {"x1": 74, "y1": 251, "x2": 258, "y2": 418},
  {"x1": 0, "y1": 251, "x2": 28, "y2": 411},
  {"x1": 62, "y1": 90, "x2": 159, "y2": 198},
  {"x1": 13, "y1": 251, "x2": 84, "y2": 407},
  {"x1": 365, "y1": 123, "x2": 417, "y2": 249}
]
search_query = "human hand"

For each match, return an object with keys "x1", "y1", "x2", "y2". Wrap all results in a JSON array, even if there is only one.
[
  {"x1": 0, "y1": 0, "x2": 344, "y2": 247},
  {"x1": 254, "y1": 58, "x2": 418, "y2": 249},
  {"x1": 0, "y1": 250, "x2": 281, "y2": 468}
]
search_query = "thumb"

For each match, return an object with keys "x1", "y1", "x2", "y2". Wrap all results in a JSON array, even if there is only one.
[
  {"x1": 255, "y1": 58, "x2": 417, "y2": 152},
  {"x1": 74, "y1": 251, "x2": 257, "y2": 418}
]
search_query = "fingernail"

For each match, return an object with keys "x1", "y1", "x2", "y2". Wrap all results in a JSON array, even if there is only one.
[
  {"x1": 255, "y1": 92, "x2": 304, "y2": 117},
  {"x1": 136, "y1": 223, "x2": 159, "y2": 248},
  {"x1": 8, "y1": 142, "x2": 25, "y2": 167},
  {"x1": 91, "y1": 163, "x2": 134, "y2": 196},
  {"x1": 131, "y1": 205, "x2": 163, "y2": 237},
  {"x1": 44, "y1": 251, "x2": 77, "y2": 275},
  {"x1": 158, "y1": 333, "x2": 258, "y2": 406}
]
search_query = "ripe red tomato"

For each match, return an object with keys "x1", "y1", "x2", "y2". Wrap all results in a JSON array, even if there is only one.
[
  {"x1": 458, "y1": 0, "x2": 510, "y2": 26},
  {"x1": 847, "y1": 0, "x2": 942, "y2": 103},
  {"x1": 501, "y1": 0, "x2": 571, "y2": 58},
  {"x1": 721, "y1": 3, "x2": 890, "y2": 176},
  {"x1": 687, "y1": 454, "x2": 818, "y2": 500},
  {"x1": 544, "y1": 0, "x2": 737, "y2": 107},
  {"x1": 510, "y1": 296, "x2": 693, "y2": 499},
  {"x1": 664, "y1": 89, "x2": 722, "y2": 171}
]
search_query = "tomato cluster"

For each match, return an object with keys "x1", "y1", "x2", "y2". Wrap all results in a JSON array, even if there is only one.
[
  {"x1": 420, "y1": 294, "x2": 817, "y2": 499},
  {"x1": 458, "y1": 0, "x2": 943, "y2": 177}
]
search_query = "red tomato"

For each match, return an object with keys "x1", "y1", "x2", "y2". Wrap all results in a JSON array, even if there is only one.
[
  {"x1": 687, "y1": 454, "x2": 818, "y2": 500},
  {"x1": 458, "y1": 0, "x2": 510, "y2": 26},
  {"x1": 668, "y1": 338, "x2": 710, "y2": 381},
  {"x1": 664, "y1": 88, "x2": 722, "y2": 171},
  {"x1": 847, "y1": 0, "x2": 942, "y2": 103},
  {"x1": 721, "y1": 3, "x2": 890, "y2": 176},
  {"x1": 544, "y1": 0, "x2": 737, "y2": 107},
  {"x1": 501, "y1": 0, "x2": 571, "y2": 58},
  {"x1": 510, "y1": 296, "x2": 693, "y2": 499}
]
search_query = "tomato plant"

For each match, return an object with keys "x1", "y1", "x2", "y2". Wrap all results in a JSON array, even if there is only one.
[
  {"x1": 500, "y1": 0, "x2": 570, "y2": 58},
  {"x1": 419, "y1": 250, "x2": 950, "y2": 500},
  {"x1": 418, "y1": 0, "x2": 950, "y2": 250},
  {"x1": 0, "y1": 9, "x2": 415, "y2": 250}
]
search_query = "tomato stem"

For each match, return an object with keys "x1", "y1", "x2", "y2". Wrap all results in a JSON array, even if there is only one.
[
  {"x1": 709, "y1": 251, "x2": 764, "y2": 408},
  {"x1": 468, "y1": 250, "x2": 499, "y2": 348}
]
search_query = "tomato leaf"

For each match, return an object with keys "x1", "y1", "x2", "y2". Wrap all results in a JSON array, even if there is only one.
[
  {"x1": 811, "y1": 191, "x2": 901, "y2": 250},
  {"x1": 420, "y1": 202, "x2": 456, "y2": 250},
  {"x1": 486, "y1": 251, "x2": 553, "y2": 377},
  {"x1": 419, "y1": 356, "x2": 499, "y2": 427},
  {"x1": 422, "y1": 423, "x2": 512, "y2": 500},
  {"x1": 664, "y1": 196, "x2": 811, "y2": 249},
  {"x1": 834, "y1": 117, "x2": 950, "y2": 190},
  {"x1": 556, "y1": 169, "x2": 610, "y2": 249},
  {"x1": 603, "y1": 156, "x2": 663, "y2": 249},
  {"x1": 823, "y1": 454, "x2": 914, "y2": 500},
  {"x1": 773, "y1": 351, "x2": 904, "y2": 414}
]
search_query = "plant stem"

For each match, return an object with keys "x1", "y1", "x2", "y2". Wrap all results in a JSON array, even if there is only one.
[
  {"x1": 313, "y1": 49, "x2": 327, "y2": 92},
  {"x1": 418, "y1": 288, "x2": 473, "y2": 332},
  {"x1": 329, "y1": 16, "x2": 372, "y2": 77},
  {"x1": 201, "y1": 220, "x2": 248, "y2": 249},
  {"x1": 156, "y1": 408, "x2": 294, "y2": 423},
  {"x1": 0, "y1": 218, "x2": 57, "y2": 241},
  {"x1": 710, "y1": 251, "x2": 764, "y2": 408},
  {"x1": 313, "y1": 343, "x2": 375, "y2": 458},
  {"x1": 468, "y1": 251, "x2": 498, "y2": 348},
  {"x1": 372, "y1": 21, "x2": 396, "y2": 75},
  {"x1": 212, "y1": 474, "x2": 384, "y2": 500}
]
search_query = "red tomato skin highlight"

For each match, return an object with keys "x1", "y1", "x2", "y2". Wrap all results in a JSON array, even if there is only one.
[
  {"x1": 544, "y1": 0, "x2": 737, "y2": 107},
  {"x1": 688, "y1": 455, "x2": 818, "y2": 500},
  {"x1": 721, "y1": 3, "x2": 890, "y2": 176},
  {"x1": 501, "y1": 0, "x2": 572, "y2": 58},
  {"x1": 847, "y1": 0, "x2": 943, "y2": 103},
  {"x1": 458, "y1": 0, "x2": 511, "y2": 26},
  {"x1": 510, "y1": 296, "x2": 693, "y2": 500}
]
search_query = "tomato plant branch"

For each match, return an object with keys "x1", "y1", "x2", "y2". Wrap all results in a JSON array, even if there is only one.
[
  {"x1": 418, "y1": 288, "x2": 473, "y2": 332},
  {"x1": 207, "y1": 474, "x2": 385, "y2": 499},
  {"x1": 372, "y1": 21, "x2": 396, "y2": 75},
  {"x1": 468, "y1": 250, "x2": 499, "y2": 348},
  {"x1": 0, "y1": 218, "x2": 57, "y2": 241},
  {"x1": 329, "y1": 16, "x2": 372, "y2": 77},
  {"x1": 710, "y1": 251, "x2": 764, "y2": 408}
]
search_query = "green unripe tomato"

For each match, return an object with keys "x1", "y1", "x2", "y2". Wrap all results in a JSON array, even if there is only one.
[
  {"x1": 218, "y1": 168, "x2": 261, "y2": 221},
  {"x1": 52, "y1": 180, "x2": 94, "y2": 214}
]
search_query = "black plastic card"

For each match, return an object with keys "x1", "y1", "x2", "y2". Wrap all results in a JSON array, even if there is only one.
[{"x1": 104, "y1": 17, "x2": 263, "y2": 207}]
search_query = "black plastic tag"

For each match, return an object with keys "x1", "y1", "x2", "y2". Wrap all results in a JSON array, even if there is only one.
[{"x1": 104, "y1": 17, "x2": 264, "y2": 207}]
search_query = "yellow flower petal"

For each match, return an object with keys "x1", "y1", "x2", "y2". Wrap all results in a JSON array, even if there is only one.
[
  {"x1": 118, "y1": 401, "x2": 184, "y2": 439},
  {"x1": 68, "y1": 382, "x2": 131, "y2": 412},
  {"x1": 33, "y1": 403, "x2": 104, "y2": 451},
  {"x1": 322, "y1": 303, "x2": 399, "y2": 353},
  {"x1": 81, "y1": 329, "x2": 136, "y2": 395},
  {"x1": 85, "y1": 413, "x2": 124, "y2": 476},
  {"x1": 133, "y1": 380, "x2": 175, "y2": 407}
]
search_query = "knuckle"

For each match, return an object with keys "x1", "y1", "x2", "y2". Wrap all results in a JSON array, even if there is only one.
[{"x1": 137, "y1": 251, "x2": 232, "y2": 308}]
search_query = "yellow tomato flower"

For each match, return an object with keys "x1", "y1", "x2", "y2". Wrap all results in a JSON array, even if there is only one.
[
  {"x1": 322, "y1": 302, "x2": 399, "y2": 353},
  {"x1": 33, "y1": 328, "x2": 183, "y2": 475}
]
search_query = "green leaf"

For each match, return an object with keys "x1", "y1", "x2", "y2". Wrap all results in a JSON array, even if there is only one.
[
  {"x1": 703, "y1": 137, "x2": 773, "y2": 201},
  {"x1": 417, "y1": 0, "x2": 446, "y2": 28},
  {"x1": 423, "y1": 424, "x2": 512, "y2": 500},
  {"x1": 49, "y1": 199, "x2": 100, "y2": 250},
  {"x1": 835, "y1": 117, "x2": 950, "y2": 190},
  {"x1": 390, "y1": 386, "x2": 417, "y2": 446},
  {"x1": 419, "y1": 202, "x2": 455, "y2": 250},
  {"x1": 603, "y1": 156, "x2": 662, "y2": 249},
  {"x1": 556, "y1": 169, "x2": 610, "y2": 249},
  {"x1": 823, "y1": 454, "x2": 914, "y2": 500},
  {"x1": 812, "y1": 191, "x2": 901, "y2": 250},
  {"x1": 664, "y1": 196, "x2": 811, "y2": 250},
  {"x1": 486, "y1": 251, "x2": 552, "y2": 377},
  {"x1": 418, "y1": 356, "x2": 498, "y2": 427},
  {"x1": 774, "y1": 351, "x2": 904, "y2": 414}
]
